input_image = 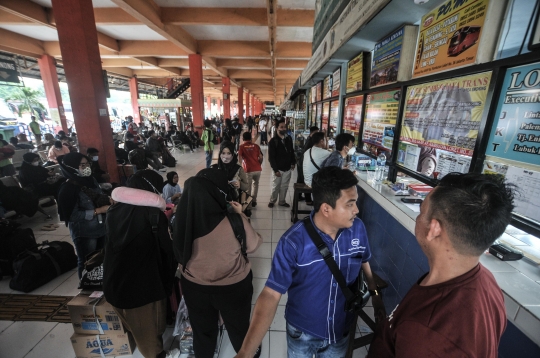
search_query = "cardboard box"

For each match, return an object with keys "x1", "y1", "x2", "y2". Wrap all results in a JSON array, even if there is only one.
[
  {"x1": 70, "y1": 332, "x2": 135, "y2": 358},
  {"x1": 67, "y1": 293, "x2": 124, "y2": 335}
]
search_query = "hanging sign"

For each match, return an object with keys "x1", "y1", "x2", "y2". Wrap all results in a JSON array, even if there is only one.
[{"x1": 0, "y1": 59, "x2": 20, "y2": 84}]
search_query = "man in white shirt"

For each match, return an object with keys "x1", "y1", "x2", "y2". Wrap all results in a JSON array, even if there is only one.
[
  {"x1": 258, "y1": 117, "x2": 268, "y2": 145},
  {"x1": 303, "y1": 132, "x2": 330, "y2": 187}
]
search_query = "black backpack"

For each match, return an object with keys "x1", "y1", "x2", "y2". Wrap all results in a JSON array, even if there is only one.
[
  {"x1": 232, "y1": 122, "x2": 242, "y2": 135},
  {"x1": 226, "y1": 213, "x2": 247, "y2": 258},
  {"x1": 0, "y1": 225, "x2": 37, "y2": 276},
  {"x1": 128, "y1": 148, "x2": 148, "y2": 170}
]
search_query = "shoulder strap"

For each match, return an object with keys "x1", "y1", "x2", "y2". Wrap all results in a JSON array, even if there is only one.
[
  {"x1": 303, "y1": 217, "x2": 354, "y2": 302},
  {"x1": 227, "y1": 212, "x2": 247, "y2": 258},
  {"x1": 309, "y1": 148, "x2": 320, "y2": 170}
]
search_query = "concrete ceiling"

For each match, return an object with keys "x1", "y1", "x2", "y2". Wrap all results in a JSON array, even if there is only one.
[{"x1": 0, "y1": 0, "x2": 316, "y2": 102}]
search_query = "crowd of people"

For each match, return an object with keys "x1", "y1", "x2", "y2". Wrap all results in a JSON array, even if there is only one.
[{"x1": 0, "y1": 112, "x2": 516, "y2": 358}]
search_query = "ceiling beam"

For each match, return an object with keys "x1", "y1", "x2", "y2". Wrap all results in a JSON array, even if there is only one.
[
  {"x1": 93, "y1": 7, "x2": 139, "y2": 24},
  {"x1": 199, "y1": 40, "x2": 269, "y2": 58},
  {"x1": 228, "y1": 69, "x2": 272, "y2": 79},
  {"x1": 156, "y1": 58, "x2": 189, "y2": 67},
  {"x1": 161, "y1": 7, "x2": 267, "y2": 26},
  {"x1": 276, "y1": 9, "x2": 314, "y2": 27},
  {"x1": 0, "y1": 28, "x2": 44, "y2": 58},
  {"x1": 106, "y1": 66, "x2": 134, "y2": 77},
  {"x1": 276, "y1": 59, "x2": 309, "y2": 69},
  {"x1": 275, "y1": 69, "x2": 302, "y2": 79},
  {"x1": 216, "y1": 58, "x2": 271, "y2": 69},
  {"x1": 0, "y1": 0, "x2": 50, "y2": 27},
  {"x1": 0, "y1": 9, "x2": 32, "y2": 23},
  {"x1": 266, "y1": 0, "x2": 277, "y2": 102},
  {"x1": 118, "y1": 40, "x2": 188, "y2": 56},
  {"x1": 274, "y1": 42, "x2": 311, "y2": 58},
  {"x1": 101, "y1": 58, "x2": 145, "y2": 67}
]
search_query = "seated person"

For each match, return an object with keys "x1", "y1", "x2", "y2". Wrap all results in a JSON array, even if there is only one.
[
  {"x1": 0, "y1": 146, "x2": 16, "y2": 178},
  {"x1": 60, "y1": 135, "x2": 77, "y2": 153},
  {"x1": 302, "y1": 132, "x2": 330, "y2": 190},
  {"x1": 126, "y1": 132, "x2": 166, "y2": 172},
  {"x1": 87, "y1": 147, "x2": 110, "y2": 183},
  {"x1": 0, "y1": 180, "x2": 39, "y2": 218},
  {"x1": 124, "y1": 132, "x2": 140, "y2": 152},
  {"x1": 19, "y1": 152, "x2": 65, "y2": 199},
  {"x1": 114, "y1": 140, "x2": 129, "y2": 163},
  {"x1": 162, "y1": 171, "x2": 182, "y2": 205},
  {"x1": 177, "y1": 131, "x2": 194, "y2": 152},
  {"x1": 15, "y1": 134, "x2": 35, "y2": 149},
  {"x1": 48, "y1": 140, "x2": 71, "y2": 163},
  {"x1": 40, "y1": 133, "x2": 56, "y2": 150},
  {"x1": 320, "y1": 133, "x2": 356, "y2": 169}
]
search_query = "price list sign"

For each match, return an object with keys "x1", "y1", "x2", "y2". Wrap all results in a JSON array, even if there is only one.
[
  {"x1": 343, "y1": 95, "x2": 364, "y2": 138},
  {"x1": 362, "y1": 90, "x2": 400, "y2": 152}
]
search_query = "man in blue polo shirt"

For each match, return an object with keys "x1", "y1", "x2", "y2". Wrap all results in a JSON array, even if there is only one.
[{"x1": 235, "y1": 166, "x2": 385, "y2": 358}]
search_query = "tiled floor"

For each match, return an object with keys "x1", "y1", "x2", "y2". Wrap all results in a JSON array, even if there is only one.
[{"x1": 0, "y1": 137, "x2": 373, "y2": 358}]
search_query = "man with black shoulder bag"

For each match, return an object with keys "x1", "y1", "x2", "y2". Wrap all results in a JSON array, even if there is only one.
[{"x1": 235, "y1": 166, "x2": 385, "y2": 358}]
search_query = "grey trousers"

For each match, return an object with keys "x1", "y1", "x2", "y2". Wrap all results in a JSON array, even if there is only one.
[
  {"x1": 270, "y1": 169, "x2": 292, "y2": 205},
  {"x1": 246, "y1": 171, "x2": 261, "y2": 203}
]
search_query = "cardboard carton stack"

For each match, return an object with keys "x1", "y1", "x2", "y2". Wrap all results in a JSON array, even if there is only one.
[{"x1": 67, "y1": 291, "x2": 135, "y2": 358}]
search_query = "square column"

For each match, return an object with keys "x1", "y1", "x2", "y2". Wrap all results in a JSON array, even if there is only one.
[
  {"x1": 128, "y1": 77, "x2": 140, "y2": 123},
  {"x1": 245, "y1": 92, "x2": 250, "y2": 118},
  {"x1": 188, "y1": 54, "x2": 205, "y2": 134},
  {"x1": 237, "y1": 87, "x2": 244, "y2": 123},
  {"x1": 222, "y1": 77, "x2": 231, "y2": 119},
  {"x1": 37, "y1": 54, "x2": 68, "y2": 133},
  {"x1": 206, "y1": 96, "x2": 211, "y2": 119},
  {"x1": 51, "y1": 0, "x2": 118, "y2": 182}
]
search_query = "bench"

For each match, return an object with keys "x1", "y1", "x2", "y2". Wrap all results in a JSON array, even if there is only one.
[
  {"x1": 0, "y1": 175, "x2": 55, "y2": 219},
  {"x1": 291, "y1": 183, "x2": 312, "y2": 223}
]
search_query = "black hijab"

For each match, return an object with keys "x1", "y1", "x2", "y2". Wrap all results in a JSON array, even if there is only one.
[
  {"x1": 19, "y1": 152, "x2": 49, "y2": 186},
  {"x1": 107, "y1": 170, "x2": 165, "y2": 251},
  {"x1": 166, "y1": 171, "x2": 178, "y2": 187},
  {"x1": 173, "y1": 168, "x2": 231, "y2": 269},
  {"x1": 213, "y1": 141, "x2": 240, "y2": 181},
  {"x1": 57, "y1": 152, "x2": 100, "y2": 223}
]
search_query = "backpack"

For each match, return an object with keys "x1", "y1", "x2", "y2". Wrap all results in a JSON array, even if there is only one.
[
  {"x1": 226, "y1": 212, "x2": 247, "y2": 258},
  {"x1": 206, "y1": 129, "x2": 217, "y2": 145},
  {"x1": 0, "y1": 226, "x2": 37, "y2": 276},
  {"x1": 128, "y1": 148, "x2": 148, "y2": 170},
  {"x1": 232, "y1": 122, "x2": 242, "y2": 135}
]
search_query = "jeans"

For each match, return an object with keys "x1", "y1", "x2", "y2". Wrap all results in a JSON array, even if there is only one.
[
  {"x1": 72, "y1": 236, "x2": 105, "y2": 279},
  {"x1": 205, "y1": 150, "x2": 213, "y2": 168},
  {"x1": 286, "y1": 322, "x2": 349, "y2": 358},
  {"x1": 270, "y1": 169, "x2": 292, "y2": 205},
  {"x1": 246, "y1": 171, "x2": 261, "y2": 204}
]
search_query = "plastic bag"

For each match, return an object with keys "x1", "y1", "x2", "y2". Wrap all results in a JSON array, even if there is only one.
[{"x1": 173, "y1": 297, "x2": 189, "y2": 337}]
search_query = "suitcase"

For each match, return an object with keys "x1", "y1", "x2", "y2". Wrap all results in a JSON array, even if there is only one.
[
  {"x1": 0, "y1": 227, "x2": 37, "y2": 276},
  {"x1": 10, "y1": 240, "x2": 78, "y2": 293}
]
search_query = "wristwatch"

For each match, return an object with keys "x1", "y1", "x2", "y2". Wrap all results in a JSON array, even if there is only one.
[{"x1": 369, "y1": 288, "x2": 380, "y2": 297}]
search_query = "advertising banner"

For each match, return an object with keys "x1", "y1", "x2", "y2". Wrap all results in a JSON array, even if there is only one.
[
  {"x1": 485, "y1": 62, "x2": 540, "y2": 166},
  {"x1": 316, "y1": 82, "x2": 322, "y2": 102},
  {"x1": 316, "y1": 103, "x2": 323, "y2": 127},
  {"x1": 311, "y1": 85, "x2": 317, "y2": 103},
  {"x1": 400, "y1": 71, "x2": 492, "y2": 156},
  {"x1": 323, "y1": 75, "x2": 331, "y2": 100},
  {"x1": 332, "y1": 68, "x2": 341, "y2": 97},
  {"x1": 329, "y1": 100, "x2": 339, "y2": 136},
  {"x1": 322, "y1": 102, "x2": 330, "y2": 132},
  {"x1": 363, "y1": 90, "x2": 401, "y2": 154},
  {"x1": 346, "y1": 53, "x2": 364, "y2": 93},
  {"x1": 343, "y1": 95, "x2": 363, "y2": 137},
  {"x1": 370, "y1": 27, "x2": 404, "y2": 88},
  {"x1": 413, "y1": 0, "x2": 490, "y2": 77}
]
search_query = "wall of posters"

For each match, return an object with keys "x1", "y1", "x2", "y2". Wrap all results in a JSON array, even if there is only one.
[
  {"x1": 323, "y1": 75, "x2": 332, "y2": 100},
  {"x1": 413, "y1": 0, "x2": 491, "y2": 77},
  {"x1": 316, "y1": 103, "x2": 323, "y2": 127},
  {"x1": 362, "y1": 90, "x2": 400, "y2": 156},
  {"x1": 311, "y1": 85, "x2": 317, "y2": 104},
  {"x1": 371, "y1": 27, "x2": 404, "y2": 88},
  {"x1": 316, "y1": 82, "x2": 322, "y2": 102},
  {"x1": 329, "y1": 101, "x2": 339, "y2": 138},
  {"x1": 343, "y1": 95, "x2": 363, "y2": 140},
  {"x1": 346, "y1": 53, "x2": 365, "y2": 93},
  {"x1": 321, "y1": 102, "x2": 330, "y2": 132},
  {"x1": 400, "y1": 71, "x2": 492, "y2": 156},
  {"x1": 332, "y1": 68, "x2": 341, "y2": 97},
  {"x1": 310, "y1": 105, "x2": 317, "y2": 126},
  {"x1": 485, "y1": 62, "x2": 540, "y2": 166}
]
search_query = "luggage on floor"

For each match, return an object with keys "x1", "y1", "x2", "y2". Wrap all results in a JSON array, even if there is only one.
[
  {"x1": 0, "y1": 226, "x2": 37, "y2": 276},
  {"x1": 10, "y1": 240, "x2": 78, "y2": 292},
  {"x1": 79, "y1": 249, "x2": 104, "y2": 290}
]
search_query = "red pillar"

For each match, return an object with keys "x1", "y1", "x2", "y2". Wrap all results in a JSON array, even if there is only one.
[
  {"x1": 237, "y1": 87, "x2": 244, "y2": 124},
  {"x1": 222, "y1": 77, "x2": 230, "y2": 119},
  {"x1": 51, "y1": 0, "x2": 118, "y2": 182},
  {"x1": 128, "y1": 77, "x2": 140, "y2": 123},
  {"x1": 37, "y1": 54, "x2": 68, "y2": 133},
  {"x1": 188, "y1": 54, "x2": 204, "y2": 134},
  {"x1": 245, "y1": 92, "x2": 250, "y2": 119},
  {"x1": 206, "y1": 96, "x2": 211, "y2": 119}
]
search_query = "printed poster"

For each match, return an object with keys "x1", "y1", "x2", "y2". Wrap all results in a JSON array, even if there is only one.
[
  {"x1": 311, "y1": 85, "x2": 317, "y2": 103},
  {"x1": 504, "y1": 166, "x2": 540, "y2": 223},
  {"x1": 485, "y1": 62, "x2": 540, "y2": 166},
  {"x1": 347, "y1": 53, "x2": 364, "y2": 93},
  {"x1": 316, "y1": 103, "x2": 323, "y2": 127},
  {"x1": 316, "y1": 82, "x2": 322, "y2": 102},
  {"x1": 310, "y1": 105, "x2": 317, "y2": 126},
  {"x1": 363, "y1": 90, "x2": 400, "y2": 154},
  {"x1": 329, "y1": 101, "x2": 339, "y2": 136},
  {"x1": 332, "y1": 68, "x2": 341, "y2": 97},
  {"x1": 323, "y1": 75, "x2": 332, "y2": 100},
  {"x1": 371, "y1": 27, "x2": 404, "y2": 88},
  {"x1": 400, "y1": 71, "x2": 492, "y2": 156},
  {"x1": 413, "y1": 0, "x2": 490, "y2": 77},
  {"x1": 343, "y1": 95, "x2": 363, "y2": 137},
  {"x1": 322, "y1": 102, "x2": 330, "y2": 132}
]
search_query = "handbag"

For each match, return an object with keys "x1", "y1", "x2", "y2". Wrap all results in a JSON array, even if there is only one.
[
  {"x1": 309, "y1": 148, "x2": 321, "y2": 170},
  {"x1": 10, "y1": 240, "x2": 78, "y2": 293},
  {"x1": 239, "y1": 191, "x2": 253, "y2": 212},
  {"x1": 79, "y1": 249, "x2": 104, "y2": 290}
]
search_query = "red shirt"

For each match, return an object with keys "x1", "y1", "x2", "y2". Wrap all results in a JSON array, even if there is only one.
[
  {"x1": 238, "y1": 141, "x2": 262, "y2": 173},
  {"x1": 368, "y1": 264, "x2": 506, "y2": 358}
]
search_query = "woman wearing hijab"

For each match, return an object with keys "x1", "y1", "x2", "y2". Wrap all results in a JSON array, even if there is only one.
[
  {"x1": 212, "y1": 141, "x2": 249, "y2": 194},
  {"x1": 103, "y1": 170, "x2": 177, "y2": 358},
  {"x1": 57, "y1": 152, "x2": 111, "y2": 278},
  {"x1": 173, "y1": 168, "x2": 262, "y2": 358},
  {"x1": 19, "y1": 152, "x2": 65, "y2": 199},
  {"x1": 162, "y1": 171, "x2": 182, "y2": 205}
]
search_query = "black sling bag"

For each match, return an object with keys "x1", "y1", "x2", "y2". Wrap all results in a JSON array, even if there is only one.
[
  {"x1": 303, "y1": 217, "x2": 369, "y2": 312},
  {"x1": 309, "y1": 148, "x2": 321, "y2": 170}
]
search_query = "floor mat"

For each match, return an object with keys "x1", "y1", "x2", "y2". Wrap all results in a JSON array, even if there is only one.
[{"x1": 0, "y1": 294, "x2": 73, "y2": 323}]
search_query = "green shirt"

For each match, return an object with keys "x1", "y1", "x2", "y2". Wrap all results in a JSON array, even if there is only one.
[
  {"x1": 201, "y1": 128, "x2": 214, "y2": 151},
  {"x1": 29, "y1": 121, "x2": 41, "y2": 135}
]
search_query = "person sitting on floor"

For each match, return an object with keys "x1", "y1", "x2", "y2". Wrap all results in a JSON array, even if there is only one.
[{"x1": 162, "y1": 171, "x2": 182, "y2": 205}]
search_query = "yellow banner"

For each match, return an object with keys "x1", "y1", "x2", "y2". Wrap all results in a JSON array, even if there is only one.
[
  {"x1": 346, "y1": 53, "x2": 364, "y2": 93},
  {"x1": 400, "y1": 71, "x2": 492, "y2": 156},
  {"x1": 413, "y1": 0, "x2": 490, "y2": 77}
]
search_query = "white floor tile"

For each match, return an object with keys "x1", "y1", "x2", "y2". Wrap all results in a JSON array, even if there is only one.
[
  {"x1": 250, "y1": 258, "x2": 272, "y2": 279},
  {"x1": 272, "y1": 229, "x2": 287, "y2": 243},
  {"x1": 0, "y1": 277, "x2": 14, "y2": 294},
  {"x1": 272, "y1": 219, "x2": 293, "y2": 230},
  {"x1": 0, "y1": 321, "x2": 14, "y2": 334},
  {"x1": 250, "y1": 218, "x2": 273, "y2": 230},
  {"x1": 268, "y1": 331, "x2": 287, "y2": 358},
  {"x1": 48, "y1": 272, "x2": 81, "y2": 296},
  {"x1": 269, "y1": 305, "x2": 286, "y2": 331},
  {"x1": 0, "y1": 321, "x2": 58, "y2": 358},
  {"x1": 23, "y1": 323, "x2": 75, "y2": 358},
  {"x1": 255, "y1": 229, "x2": 272, "y2": 243}
]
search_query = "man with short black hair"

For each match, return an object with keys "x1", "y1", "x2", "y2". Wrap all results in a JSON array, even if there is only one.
[
  {"x1": 368, "y1": 173, "x2": 514, "y2": 358},
  {"x1": 145, "y1": 130, "x2": 166, "y2": 172},
  {"x1": 321, "y1": 133, "x2": 355, "y2": 169},
  {"x1": 303, "y1": 132, "x2": 330, "y2": 188},
  {"x1": 267, "y1": 119, "x2": 296, "y2": 208},
  {"x1": 296, "y1": 126, "x2": 321, "y2": 204},
  {"x1": 235, "y1": 167, "x2": 384, "y2": 358},
  {"x1": 238, "y1": 131, "x2": 263, "y2": 211},
  {"x1": 87, "y1": 148, "x2": 109, "y2": 183},
  {"x1": 29, "y1": 115, "x2": 42, "y2": 145}
]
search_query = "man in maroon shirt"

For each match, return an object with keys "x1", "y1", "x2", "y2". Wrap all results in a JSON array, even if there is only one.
[
  {"x1": 368, "y1": 173, "x2": 514, "y2": 358},
  {"x1": 238, "y1": 132, "x2": 263, "y2": 213}
]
